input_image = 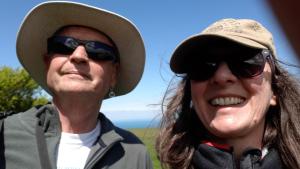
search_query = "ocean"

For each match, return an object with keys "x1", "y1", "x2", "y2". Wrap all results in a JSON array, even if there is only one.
[
  {"x1": 104, "y1": 110, "x2": 162, "y2": 129},
  {"x1": 113, "y1": 119, "x2": 161, "y2": 129}
]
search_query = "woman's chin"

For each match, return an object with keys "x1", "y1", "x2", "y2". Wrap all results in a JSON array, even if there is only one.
[{"x1": 209, "y1": 124, "x2": 246, "y2": 139}]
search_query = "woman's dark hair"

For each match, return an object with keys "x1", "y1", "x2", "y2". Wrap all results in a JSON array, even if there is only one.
[{"x1": 156, "y1": 57, "x2": 300, "y2": 169}]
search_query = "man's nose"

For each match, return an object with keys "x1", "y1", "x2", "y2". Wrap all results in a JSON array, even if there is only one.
[{"x1": 69, "y1": 46, "x2": 89, "y2": 63}]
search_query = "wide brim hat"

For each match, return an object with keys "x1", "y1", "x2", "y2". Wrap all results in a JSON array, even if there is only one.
[
  {"x1": 170, "y1": 18, "x2": 276, "y2": 73},
  {"x1": 16, "y1": 1, "x2": 145, "y2": 97}
]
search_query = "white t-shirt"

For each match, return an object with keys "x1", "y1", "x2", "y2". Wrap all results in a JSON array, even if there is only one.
[{"x1": 56, "y1": 121, "x2": 101, "y2": 169}]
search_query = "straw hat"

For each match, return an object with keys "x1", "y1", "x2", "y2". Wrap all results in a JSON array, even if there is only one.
[{"x1": 16, "y1": 1, "x2": 145, "y2": 97}]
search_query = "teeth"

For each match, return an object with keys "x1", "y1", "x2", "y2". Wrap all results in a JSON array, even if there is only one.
[{"x1": 211, "y1": 97, "x2": 244, "y2": 106}]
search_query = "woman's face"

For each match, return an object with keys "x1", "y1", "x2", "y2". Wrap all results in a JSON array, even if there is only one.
[{"x1": 190, "y1": 47, "x2": 277, "y2": 142}]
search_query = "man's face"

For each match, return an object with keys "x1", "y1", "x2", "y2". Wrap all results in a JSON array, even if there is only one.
[{"x1": 45, "y1": 26, "x2": 118, "y2": 100}]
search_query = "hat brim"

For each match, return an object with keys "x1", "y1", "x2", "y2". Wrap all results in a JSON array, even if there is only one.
[
  {"x1": 16, "y1": 1, "x2": 145, "y2": 97},
  {"x1": 170, "y1": 34, "x2": 268, "y2": 73}
]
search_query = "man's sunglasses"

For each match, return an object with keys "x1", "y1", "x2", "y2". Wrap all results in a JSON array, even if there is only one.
[
  {"x1": 187, "y1": 49, "x2": 274, "y2": 81},
  {"x1": 47, "y1": 36, "x2": 119, "y2": 62}
]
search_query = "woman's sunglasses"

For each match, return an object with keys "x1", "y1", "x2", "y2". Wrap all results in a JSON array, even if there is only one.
[
  {"x1": 47, "y1": 36, "x2": 119, "y2": 62},
  {"x1": 187, "y1": 49, "x2": 274, "y2": 81}
]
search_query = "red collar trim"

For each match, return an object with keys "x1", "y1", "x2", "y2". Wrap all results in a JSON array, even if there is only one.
[{"x1": 202, "y1": 141, "x2": 231, "y2": 151}]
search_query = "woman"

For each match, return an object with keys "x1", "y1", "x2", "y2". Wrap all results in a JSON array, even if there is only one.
[{"x1": 156, "y1": 18, "x2": 300, "y2": 169}]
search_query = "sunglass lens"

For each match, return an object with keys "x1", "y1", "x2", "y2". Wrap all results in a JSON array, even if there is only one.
[
  {"x1": 85, "y1": 42, "x2": 117, "y2": 61},
  {"x1": 48, "y1": 37, "x2": 75, "y2": 55},
  {"x1": 47, "y1": 36, "x2": 118, "y2": 62},
  {"x1": 230, "y1": 53, "x2": 266, "y2": 78},
  {"x1": 188, "y1": 61, "x2": 218, "y2": 81},
  {"x1": 87, "y1": 51, "x2": 116, "y2": 61}
]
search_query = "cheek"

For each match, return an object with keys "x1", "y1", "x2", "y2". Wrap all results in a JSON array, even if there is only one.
[
  {"x1": 46, "y1": 57, "x2": 64, "y2": 75},
  {"x1": 92, "y1": 62, "x2": 116, "y2": 87},
  {"x1": 242, "y1": 77, "x2": 274, "y2": 120},
  {"x1": 46, "y1": 56, "x2": 68, "y2": 85},
  {"x1": 242, "y1": 63, "x2": 273, "y2": 93},
  {"x1": 190, "y1": 82, "x2": 209, "y2": 121},
  {"x1": 46, "y1": 58, "x2": 57, "y2": 76},
  {"x1": 242, "y1": 74, "x2": 273, "y2": 101},
  {"x1": 190, "y1": 81, "x2": 207, "y2": 104}
]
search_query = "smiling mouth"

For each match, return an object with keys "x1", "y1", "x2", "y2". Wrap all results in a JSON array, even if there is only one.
[
  {"x1": 210, "y1": 97, "x2": 245, "y2": 106},
  {"x1": 64, "y1": 72, "x2": 90, "y2": 79}
]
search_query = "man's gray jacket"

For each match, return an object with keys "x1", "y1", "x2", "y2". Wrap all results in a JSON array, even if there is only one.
[{"x1": 0, "y1": 104, "x2": 153, "y2": 169}]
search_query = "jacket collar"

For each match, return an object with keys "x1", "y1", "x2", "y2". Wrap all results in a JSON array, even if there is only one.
[
  {"x1": 193, "y1": 143, "x2": 284, "y2": 169},
  {"x1": 35, "y1": 104, "x2": 61, "y2": 136},
  {"x1": 35, "y1": 104, "x2": 123, "y2": 141},
  {"x1": 97, "y1": 112, "x2": 124, "y2": 146},
  {"x1": 35, "y1": 104, "x2": 124, "y2": 142},
  {"x1": 33, "y1": 104, "x2": 124, "y2": 168}
]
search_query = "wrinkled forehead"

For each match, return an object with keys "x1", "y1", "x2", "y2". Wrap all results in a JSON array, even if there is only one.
[{"x1": 52, "y1": 25, "x2": 115, "y2": 47}]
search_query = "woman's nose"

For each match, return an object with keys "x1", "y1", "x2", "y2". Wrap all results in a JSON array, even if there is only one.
[{"x1": 210, "y1": 62, "x2": 238, "y2": 85}]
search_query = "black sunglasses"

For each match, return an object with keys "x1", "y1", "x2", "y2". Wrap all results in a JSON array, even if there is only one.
[
  {"x1": 187, "y1": 49, "x2": 274, "y2": 81},
  {"x1": 47, "y1": 36, "x2": 119, "y2": 62}
]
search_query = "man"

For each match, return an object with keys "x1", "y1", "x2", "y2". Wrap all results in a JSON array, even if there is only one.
[{"x1": 0, "y1": 1, "x2": 152, "y2": 169}]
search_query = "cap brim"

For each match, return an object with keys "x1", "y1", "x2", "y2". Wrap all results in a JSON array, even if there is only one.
[
  {"x1": 16, "y1": 1, "x2": 145, "y2": 97},
  {"x1": 170, "y1": 34, "x2": 267, "y2": 73}
]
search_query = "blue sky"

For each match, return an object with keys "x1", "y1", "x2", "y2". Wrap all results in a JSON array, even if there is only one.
[{"x1": 1, "y1": 0, "x2": 299, "y2": 121}]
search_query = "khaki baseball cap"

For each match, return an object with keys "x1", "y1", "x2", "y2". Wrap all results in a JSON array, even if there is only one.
[
  {"x1": 16, "y1": 1, "x2": 145, "y2": 97},
  {"x1": 170, "y1": 18, "x2": 276, "y2": 73}
]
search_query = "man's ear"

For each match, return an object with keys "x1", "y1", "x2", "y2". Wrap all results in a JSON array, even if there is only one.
[
  {"x1": 43, "y1": 54, "x2": 51, "y2": 69},
  {"x1": 110, "y1": 63, "x2": 120, "y2": 88}
]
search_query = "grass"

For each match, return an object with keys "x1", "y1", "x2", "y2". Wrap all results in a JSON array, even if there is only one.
[{"x1": 130, "y1": 128, "x2": 162, "y2": 169}]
